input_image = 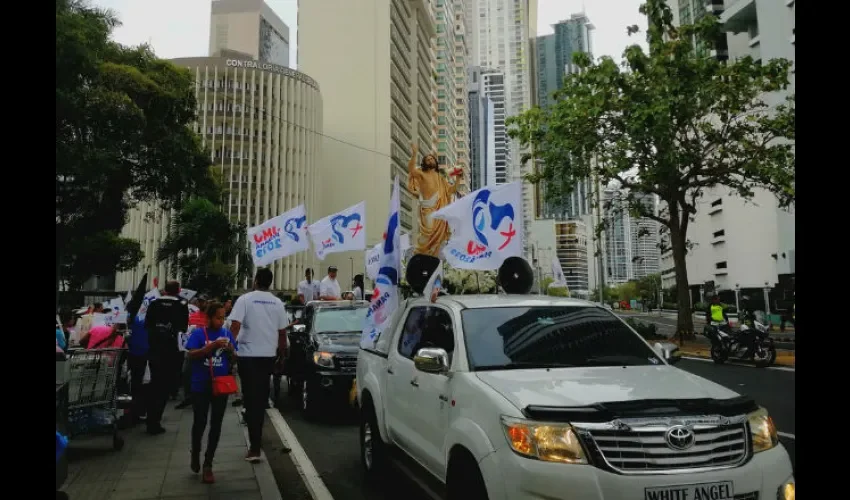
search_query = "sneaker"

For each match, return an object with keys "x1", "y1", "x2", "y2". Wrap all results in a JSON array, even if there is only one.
[
  {"x1": 201, "y1": 467, "x2": 215, "y2": 484},
  {"x1": 190, "y1": 451, "x2": 200, "y2": 473},
  {"x1": 245, "y1": 450, "x2": 262, "y2": 463}
]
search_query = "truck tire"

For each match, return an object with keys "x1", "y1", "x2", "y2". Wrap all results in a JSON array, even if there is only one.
[
  {"x1": 360, "y1": 403, "x2": 387, "y2": 483},
  {"x1": 447, "y1": 450, "x2": 489, "y2": 500}
]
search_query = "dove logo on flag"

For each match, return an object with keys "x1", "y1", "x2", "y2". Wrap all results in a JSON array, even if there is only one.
[
  {"x1": 361, "y1": 179, "x2": 401, "y2": 348},
  {"x1": 423, "y1": 263, "x2": 444, "y2": 303},
  {"x1": 433, "y1": 181, "x2": 524, "y2": 270},
  {"x1": 248, "y1": 205, "x2": 310, "y2": 267},
  {"x1": 309, "y1": 201, "x2": 367, "y2": 260},
  {"x1": 284, "y1": 215, "x2": 308, "y2": 242}
]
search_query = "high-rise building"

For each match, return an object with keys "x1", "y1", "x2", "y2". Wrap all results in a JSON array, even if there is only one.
[
  {"x1": 533, "y1": 13, "x2": 594, "y2": 220},
  {"x1": 603, "y1": 188, "x2": 661, "y2": 284},
  {"x1": 116, "y1": 54, "x2": 323, "y2": 292},
  {"x1": 209, "y1": 0, "x2": 290, "y2": 67},
  {"x1": 298, "y1": 0, "x2": 437, "y2": 286},
  {"x1": 535, "y1": 13, "x2": 594, "y2": 108},
  {"x1": 660, "y1": 0, "x2": 795, "y2": 304},
  {"x1": 465, "y1": 0, "x2": 537, "y2": 254},
  {"x1": 478, "y1": 68, "x2": 510, "y2": 185},
  {"x1": 434, "y1": 0, "x2": 470, "y2": 194},
  {"x1": 467, "y1": 66, "x2": 495, "y2": 191}
]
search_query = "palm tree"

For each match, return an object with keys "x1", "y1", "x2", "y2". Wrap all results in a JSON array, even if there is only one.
[{"x1": 157, "y1": 198, "x2": 252, "y2": 297}]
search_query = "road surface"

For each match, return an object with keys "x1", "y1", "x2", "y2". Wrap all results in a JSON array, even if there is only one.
[
  {"x1": 618, "y1": 311, "x2": 796, "y2": 348},
  {"x1": 266, "y1": 360, "x2": 795, "y2": 499}
]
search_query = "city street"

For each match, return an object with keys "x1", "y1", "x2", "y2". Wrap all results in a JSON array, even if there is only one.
[{"x1": 265, "y1": 360, "x2": 795, "y2": 500}]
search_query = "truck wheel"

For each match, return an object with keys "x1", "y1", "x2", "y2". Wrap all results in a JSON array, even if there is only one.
[
  {"x1": 447, "y1": 452, "x2": 489, "y2": 500},
  {"x1": 360, "y1": 403, "x2": 387, "y2": 483}
]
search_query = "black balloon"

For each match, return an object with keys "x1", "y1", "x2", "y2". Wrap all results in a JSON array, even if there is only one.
[
  {"x1": 498, "y1": 257, "x2": 534, "y2": 295},
  {"x1": 405, "y1": 254, "x2": 441, "y2": 294}
]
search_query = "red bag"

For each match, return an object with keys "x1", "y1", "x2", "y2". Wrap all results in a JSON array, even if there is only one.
[{"x1": 203, "y1": 328, "x2": 238, "y2": 396}]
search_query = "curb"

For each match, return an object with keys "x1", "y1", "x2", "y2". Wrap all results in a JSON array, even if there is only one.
[
  {"x1": 235, "y1": 405, "x2": 282, "y2": 500},
  {"x1": 676, "y1": 346, "x2": 795, "y2": 368}
]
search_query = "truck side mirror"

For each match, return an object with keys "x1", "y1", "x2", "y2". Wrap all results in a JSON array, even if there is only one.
[{"x1": 414, "y1": 347, "x2": 450, "y2": 374}]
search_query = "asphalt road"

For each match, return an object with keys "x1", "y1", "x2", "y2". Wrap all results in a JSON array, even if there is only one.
[
  {"x1": 618, "y1": 311, "x2": 797, "y2": 348},
  {"x1": 269, "y1": 360, "x2": 795, "y2": 500}
]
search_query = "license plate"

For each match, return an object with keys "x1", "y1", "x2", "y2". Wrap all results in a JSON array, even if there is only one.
[{"x1": 645, "y1": 481, "x2": 734, "y2": 500}]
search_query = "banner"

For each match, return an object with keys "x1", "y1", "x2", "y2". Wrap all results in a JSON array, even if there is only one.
[
  {"x1": 361, "y1": 179, "x2": 401, "y2": 348},
  {"x1": 309, "y1": 201, "x2": 367, "y2": 260},
  {"x1": 248, "y1": 204, "x2": 310, "y2": 267},
  {"x1": 551, "y1": 257, "x2": 568, "y2": 288},
  {"x1": 179, "y1": 289, "x2": 198, "y2": 301},
  {"x1": 432, "y1": 181, "x2": 524, "y2": 270},
  {"x1": 423, "y1": 262, "x2": 444, "y2": 303},
  {"x1": 365, "y1": 243, "x2": 381, "y2": 280}
]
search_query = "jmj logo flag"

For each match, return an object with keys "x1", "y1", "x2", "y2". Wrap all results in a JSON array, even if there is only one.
[
  {"x1": 178, "y1": 289, "x2": 198, "y2": 301},
  {"x1": 136, "y1": 288, "x2": 161, "y2": 321},
  {"x1": 361, "y1": 178, "x2": 401, "y2": 348},
  {"x1": 432, "y1": 181, "x2": 524, "y2": 270},
  {"x1": 365, "y1": 242, "x2": 382, "y2": 281},
  {"x1": 423, "y1": 262, "x2": 443, "y2": 303},
  {"x1": 309, "y1": 201, "x2": 367, "y2": 260},
  {"x1": 248, "y1": 205, "x2": 310, "y2": 267}
]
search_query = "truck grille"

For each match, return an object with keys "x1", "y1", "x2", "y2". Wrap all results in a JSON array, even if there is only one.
[
  {"x1": 336, "y1": 355, "x2": 358, "y2": 372},
  {"x1": 578, "y1": 423, "x2": 749, "y2": 474}
]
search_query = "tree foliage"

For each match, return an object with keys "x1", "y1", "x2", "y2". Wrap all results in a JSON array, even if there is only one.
[
  {"x1": 62, "y1": 232, "x2": 144, "y2": 291},
  {"x1": 157, "y1": 198, "x2": 252, "y2": 298},
  {"x1": 56, "y1": 0, "x2": 217, "y2": 294},
  {"x1": 508, "y1": 0, "x2": 794, "y2": 335},
  {"x1": 443, "y1": 268, "x2": 497, "y2": 294}
]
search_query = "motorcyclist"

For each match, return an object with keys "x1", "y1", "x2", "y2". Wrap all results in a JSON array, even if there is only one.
[{"x1": 705, "y1": 295, "x2": 730, "y2": 333}]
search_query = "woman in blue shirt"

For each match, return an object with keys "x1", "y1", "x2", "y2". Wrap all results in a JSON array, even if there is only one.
[{"x1": 185, "y1": 302, "x2": 237, "y2": 483}]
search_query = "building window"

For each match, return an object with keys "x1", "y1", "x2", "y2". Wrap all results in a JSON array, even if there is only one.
[
  {"x1": 715, "y1": 261, "x2": 727, "y2": 270},
  {"x1": 710, "y1": 199, "x2": 722, "y2": 207},
  {"x1": 713, "y1": 229, "x2": 725, "y2": 238}
]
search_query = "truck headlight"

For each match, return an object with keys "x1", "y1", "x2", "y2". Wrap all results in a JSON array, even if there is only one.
[
  {"x1": 778, "y1": 477, "x2": 795, "y2": 500},
  {"x1": 500, "y1": 416, "x2": 587, "y2": 464},
  {"x1": 748, "y1": 407, "x2": 778, "y2": 453},
  {"x1": 313, "y1": 351, "x2": 335, "y2": 368}
]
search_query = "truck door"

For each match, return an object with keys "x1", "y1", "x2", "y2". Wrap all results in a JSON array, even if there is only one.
[{"x1": 385, "y1": 306, "x2": 428, "y2": 454}]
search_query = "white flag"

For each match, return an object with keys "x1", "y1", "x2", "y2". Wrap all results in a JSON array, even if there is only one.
[
  {"x1": 365, "y1": 243, "x2": 382, "y2": 280},
  {"x1": 432, "y1": 181, "x2": 524, "y2": 270},
  {"x1": 178, "y1": 288, "x2": 198, "y2": 301},
  {"x1": 361, "y1": 179, "x2": 401, "y2": 348},
  {"x1": 551, "y1": 257, "x2": 568, "y2": 287},
  {"x1": 136, "y1": 288, "x2": 161, "y2": 321},
  {"x1": 423, "y1": 263, "x2": 444, "y2": 303},
  {"x1": 400, "y1": 233, "x2": 411, "y2": 253},
  {"x1": 248, "y1": 205, "x2": 310, "y2": 267},
  {"x1": 309, "y1": 201, "x2": 367, "y2": 260}
]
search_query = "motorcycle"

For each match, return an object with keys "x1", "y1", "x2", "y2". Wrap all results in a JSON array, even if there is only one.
[{"x1": 703, "y1": 310, "x2": 777, "y2": 368}]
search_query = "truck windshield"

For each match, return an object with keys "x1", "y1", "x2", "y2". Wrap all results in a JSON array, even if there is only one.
[
  {"x1": 313, "y1": 308, "x2": 368, "y2": 334},
  {"x1": 460, "y1": 306, "x2": 662, "y2": 370}
]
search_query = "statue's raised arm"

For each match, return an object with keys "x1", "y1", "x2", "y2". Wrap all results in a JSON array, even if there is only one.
[{"x1": 407, "y1": 143, "x2": 422, "y2": 195}]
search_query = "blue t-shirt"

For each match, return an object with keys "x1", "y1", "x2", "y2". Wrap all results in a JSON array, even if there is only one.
[{"x1": 185, "y1": 327, "x2": 237, "y2": 393}]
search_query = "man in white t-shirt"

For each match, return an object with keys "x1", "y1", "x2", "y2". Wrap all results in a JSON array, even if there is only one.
[
  {"x1": 228, "y1": 268, "x2": 288, "y2": 463},
  {"x1": 297, "y1": 268, "x2": 320, "y2": 304},
  {"x1": 319, "y1": 266, "x2": 342, "y2": 301}
]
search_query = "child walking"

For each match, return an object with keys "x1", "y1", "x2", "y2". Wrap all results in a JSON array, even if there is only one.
[{"x1": 185, "y1": 302, "x2": 237, "y2": 483}]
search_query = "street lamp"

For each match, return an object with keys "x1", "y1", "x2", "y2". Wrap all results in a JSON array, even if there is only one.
[{"x1": 734, "y1": 283, "x2": 740, "y2": 312}]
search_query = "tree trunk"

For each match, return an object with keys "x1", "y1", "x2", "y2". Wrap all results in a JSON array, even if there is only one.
[{"x1": 668, "y1": 221, "x2": 694, "y2": 341}]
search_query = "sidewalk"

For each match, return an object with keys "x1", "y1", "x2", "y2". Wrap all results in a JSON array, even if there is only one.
[{"x1": 61, "y1": 399, "x2": 280, "y2": 500}]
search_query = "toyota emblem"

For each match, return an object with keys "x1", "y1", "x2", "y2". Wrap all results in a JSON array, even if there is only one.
[{"x1": 664, "y1": 425, "x2": 695, "y2": 450}]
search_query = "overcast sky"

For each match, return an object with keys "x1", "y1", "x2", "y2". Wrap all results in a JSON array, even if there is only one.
[{"x1": 93, "y1": 0, "x2": 648, "y2": 66}]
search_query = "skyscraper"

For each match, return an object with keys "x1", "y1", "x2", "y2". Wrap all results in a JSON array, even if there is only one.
[
  {"x1": 209, "y1": 0, "x2": 290, "y2": 67},
  {"x1": 535, "y1": 13, "x2": 594, "y2": 108},
  {"x1": 298, "y1": 0, "x2": 437, "y2": 285},
  {"x1": 464, "y1": 0, "x2": 537, "y2": 254},
  {"x1": 467, "y1": 66, "x2": 496, "y2": 191},
  {"x1": 603, "y1": 188, "x2": 660, "y2": 284}
]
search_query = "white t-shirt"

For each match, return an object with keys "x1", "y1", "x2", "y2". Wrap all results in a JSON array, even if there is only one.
[
  {"x1": 298, "y1": 280, "x2": 319, "y2": 303},
  {"x1": 228, "y1": 290, "x2": 288, "y2": 357},
  {"x1": 353, "y1": 286, "x2": 364, "y2": 300},
  {"x1": 320, "y1": 276, "x2": 341, "y2": 299}
]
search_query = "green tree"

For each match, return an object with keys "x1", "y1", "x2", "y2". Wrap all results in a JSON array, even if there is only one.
[
  {"x1": 508, "y1": 0, "x2": 794, "y2": 336},
  {"x1": 56, "y1": 0, "x2": 217, "y2": 299},
  {"x1": 636, "y1": 273, "x2": 662, "y2": 304},
  {"x1": 62, "y1": 231, "x2": 144, "y2": 291},
  {"x1": 157, "y1": 198, "x2": 252, "y2": 298}
]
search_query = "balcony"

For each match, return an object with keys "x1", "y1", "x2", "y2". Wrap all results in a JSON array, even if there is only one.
[
  {"x1": 720, "y1": 0, "x2": 757, "y2": 34},
  {"x1": 410, "y1": 0, "x2": 436, "y2": 37}
]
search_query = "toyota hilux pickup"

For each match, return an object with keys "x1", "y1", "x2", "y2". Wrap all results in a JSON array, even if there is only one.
[{"x1": 356, "y1": 295, "x2": 794, "y2": 500}]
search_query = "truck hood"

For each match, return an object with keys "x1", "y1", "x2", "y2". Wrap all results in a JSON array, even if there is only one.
[
  {"x1": 476, "y1": 366, "x2": 739, "y2": 411},
  {"x1": 316, "y1": 333, "x2": 360, "y2": 355}
]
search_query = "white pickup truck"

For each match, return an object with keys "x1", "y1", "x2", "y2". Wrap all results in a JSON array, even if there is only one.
[{"x1": 356, "y1": 294, "x2": 794, "y2": 500}]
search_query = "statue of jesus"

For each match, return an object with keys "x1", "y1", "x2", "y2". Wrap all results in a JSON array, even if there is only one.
[{"x1": 407, "y1": 143, "x2": 463, "y2": 258}]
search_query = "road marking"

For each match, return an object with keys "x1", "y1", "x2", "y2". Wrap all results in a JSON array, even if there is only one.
[
  {"x1": 267, "y1": 403, "x2": 335, "y2": 500},
  {"x1": 778, "y1": 432, "x2": 796, "y2": 440},
  {"x1": 681, "y1": 356, "x2": 795, "y2": 372}
]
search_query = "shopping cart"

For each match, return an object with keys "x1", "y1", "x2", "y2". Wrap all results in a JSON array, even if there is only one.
[{"x1": 64, "y1": 347, "x2": 127, "y2": 451}]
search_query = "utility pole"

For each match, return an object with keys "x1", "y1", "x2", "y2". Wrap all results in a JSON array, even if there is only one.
[{"x1": 592, "y1": 155, "x2": 606, "y2": 305}]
